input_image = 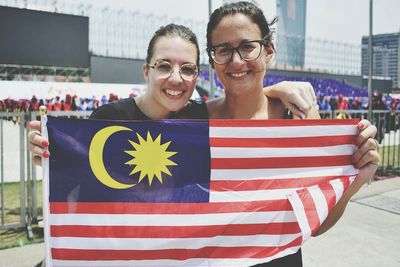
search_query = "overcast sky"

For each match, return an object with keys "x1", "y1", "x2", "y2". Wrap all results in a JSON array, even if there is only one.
[{"x1": 68, "y1": 0, "x2": 398, "y2": 45}]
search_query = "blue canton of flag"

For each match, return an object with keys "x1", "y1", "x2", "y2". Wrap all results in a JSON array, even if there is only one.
[{"x1": 47, "y1": 116, "x2": 211, "y2": 203}]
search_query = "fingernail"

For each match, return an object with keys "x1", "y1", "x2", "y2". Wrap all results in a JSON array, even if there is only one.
[
  {"x1": 357, "y1": 123, "x2": 364, "y2": 130},
  {"x1": 300, "y1": 113, "x2": 305, "y2": 120},
  {"x1": 41, "y1": 140, "x2": 49, "y2": 147},
  {"x1": 42, "y1": 151, "x2": 50, "y2": 158}
]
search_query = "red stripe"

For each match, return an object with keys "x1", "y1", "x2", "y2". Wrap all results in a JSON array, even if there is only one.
[
  {"x1": 50, "y1": 199, "x2": 292, "y2": 214},
  {"x1": 211, "y1": 155, "x2": 353, "y2": 169},
  {"x1": 341, "y1": 176, "x2": 352, "y2": 192},
  {"x1": 319, "y1": 181, "x2": 337, "y2": 212},
  {"x1": 51, "y1": 236, "x2": 302, "y2": 260},
  {"x1": 210, "y1": 119, "x2": 359, "y2": 127},
  {"x1": 210, "y1": 135, "x2": 355, "y2": 148},
  {"x1": 299, "y1": 187, "x2": 321, "y2": 235},
  {"x1": 50, "y1": 222, "x2": 301, "y2": 238},
  {"x1": 210, "y1": 176, "x2": 352, "y2": 191}
]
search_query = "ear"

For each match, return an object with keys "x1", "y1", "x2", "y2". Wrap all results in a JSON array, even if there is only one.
[
  {"x1": 143, "y1": 63, "x2": 149, "y2": 82},
  {"x1": 206, "y1": 49, "x2": 215, "y2": 69},
  {"x1": 265, "y1": 43, "x2": 275, "y2": 66},
  {"x1": 208, "y1": 58, "x2": 215, "y2": 69}
]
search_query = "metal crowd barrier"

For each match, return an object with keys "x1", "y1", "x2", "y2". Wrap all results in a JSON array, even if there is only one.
[
  {"x1": 0, "y1": 110, "x2": 399, "y2": 232},
  {"x1": 0, "y1": 111, "x2": 92, "y2": 232}
]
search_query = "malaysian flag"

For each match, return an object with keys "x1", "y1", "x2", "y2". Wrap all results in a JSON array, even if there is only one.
[{"x1": 42, "y1": 116, "x2": 359, "y2": 267}]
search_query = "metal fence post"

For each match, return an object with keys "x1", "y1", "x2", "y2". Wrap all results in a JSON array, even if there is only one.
[
  {"x1": 19, "y1": 113, "x2": 26, "y2": 227},
  {"x1": 1, "y1": 117, "x2": 4, "y2": 226},
  {"x1": 29, "y1": 111, "x2": 38, "y2": 221}
]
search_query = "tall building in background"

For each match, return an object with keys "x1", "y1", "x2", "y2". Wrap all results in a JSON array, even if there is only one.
[
  {"x1": 276, "y1": 0, "x2": 306, "y2": 67},
  {"x1": 361, "y1": 32, "x2": 400, "y2": 88}
]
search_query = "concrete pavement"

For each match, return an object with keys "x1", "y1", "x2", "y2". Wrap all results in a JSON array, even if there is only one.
[
  {"x1": 1, "y1": 177, "x2": 400, "y2": 267},
  {"x1": 303, "y1": 177, "x2": 400, "y2": 267}
]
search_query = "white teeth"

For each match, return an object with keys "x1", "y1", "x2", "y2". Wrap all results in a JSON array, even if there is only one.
[
  {"x1": 165, "y1": 89, "x2": 183, "y2": 96},
  {"x1": 231, "y1": 72, "x2": 247, "y2": 78}
]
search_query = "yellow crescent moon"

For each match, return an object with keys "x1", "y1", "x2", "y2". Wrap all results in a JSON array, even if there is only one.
[{"x1": 89, "y1": 125, "x2": 136, "y2": 189}]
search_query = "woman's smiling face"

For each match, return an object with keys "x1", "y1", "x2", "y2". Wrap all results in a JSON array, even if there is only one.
[
  {"x1": 143, "y1": 36, "x2": 198, "y2": 113},
  {"x1": 210, "y1": 14, "x2": 273, "y2": 96}
]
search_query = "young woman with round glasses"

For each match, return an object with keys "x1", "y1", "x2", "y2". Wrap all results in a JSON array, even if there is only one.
[{"x1": 205, "y1": 2, "x2": 380, "y2": 266}]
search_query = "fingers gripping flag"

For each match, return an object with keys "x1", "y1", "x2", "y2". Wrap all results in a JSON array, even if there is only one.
[{"x1": 42, "y1": 116, "x2": 359, "y2": 267}]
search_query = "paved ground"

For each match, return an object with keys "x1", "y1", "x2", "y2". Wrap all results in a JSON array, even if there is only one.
[
  {"x1": 1, "y1": 177, "x2": 400, "y2": 267},
  {"x1": 303, "y1": 177, "x2": 400, "y2": 267}
]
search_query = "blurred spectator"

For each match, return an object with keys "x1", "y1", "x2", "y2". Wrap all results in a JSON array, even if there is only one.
[
  {"x1": 53, "y1": 96, "x2": 62, "y2": 111},
  {"x1": 329, "y1": 97, "x2": 338, "y2": 111},
  {"x1": 64, "y1": 94, "x2": 72, "y2": 111},
  {"x1": 30, "y1": 95, "x2": 39, "y2": 111},
  {"x1": 101, "y1": 95, "x2": 108, "y2": 105},
  {"x1": 372, "y1": 93, "x2": 388, "y2": 110}
]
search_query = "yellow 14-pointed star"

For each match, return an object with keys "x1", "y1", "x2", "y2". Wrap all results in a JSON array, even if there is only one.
[{"x1": 124, "y1": 131, "x2": 177, "y2": 186}]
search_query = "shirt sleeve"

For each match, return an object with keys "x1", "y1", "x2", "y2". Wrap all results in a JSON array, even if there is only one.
[{"x1": 89, "y1": 104, "x2": 120, "y2": 120}]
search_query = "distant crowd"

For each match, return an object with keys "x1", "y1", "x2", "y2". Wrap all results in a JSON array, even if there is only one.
[
  {"x1": 0, "y1": 93, "x2": 126, "y2": 113},
  {"x1": 1, "y1": 92, "x2": 399, "y2": 114},
  {"x1": 317, "y1": 93, "x2": 400, "y2": 111}
]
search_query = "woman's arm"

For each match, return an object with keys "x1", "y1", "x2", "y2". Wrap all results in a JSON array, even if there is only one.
[{"x1": 264, "y1": 81, "x2": 317, "y2": 119}]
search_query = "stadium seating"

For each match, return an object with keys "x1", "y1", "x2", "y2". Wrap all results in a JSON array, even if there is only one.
[{"x1": 198, "y1": 71, "x2": 368, "y2": 98}]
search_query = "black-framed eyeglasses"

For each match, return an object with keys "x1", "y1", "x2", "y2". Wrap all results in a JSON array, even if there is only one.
[
  {"x1": 208, "y1": 39, "x2": 268, "y2": 65},
  {"x1": 147, "y1": 60, "x2": 198, "y2": 81}
]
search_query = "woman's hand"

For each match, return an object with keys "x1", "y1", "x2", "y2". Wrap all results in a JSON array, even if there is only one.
[
  {"x1": 263, "y1": 81, "x2": 317, "y2": 119},
  {"x1": 352, "y1": 119, "x2": 381, "y2": 187},
  {"x1": 313, "y1": 119, "x2": 380, "y2": 236},
  {"x1": 27, "y1": 120, "x2": 49, "y2": 166}
]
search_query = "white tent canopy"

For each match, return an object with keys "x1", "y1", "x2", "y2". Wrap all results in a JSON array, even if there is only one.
[
  {"x1": 0, "y1": 81, "x2": 201, "y2": 101},
  {"x1": 0, "y1": 81, "x2": 147, "y2": 100}
]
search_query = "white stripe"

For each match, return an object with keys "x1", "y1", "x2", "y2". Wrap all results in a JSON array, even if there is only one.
[
  {"x1": 50, "y1": 233, "x2": 302, "y2": 250},
  {"x1": 211, "y1": 165, "x2": 358, "y2": 181},
  {"x1": 211, "y1": 145, "x2": 355, "y2": 158},
  {"x1": 288, "y1": 192, "x2": 312, "y2": 243},
  {"x1": 49, "y1": 210, "x2": 297, "y2": 226},
  {"x1": 330, "y1": 179, "x2": 345, "y2": 205},
  {"x1": 309, "y1": 186, "x2": 329, "y2": 225},
  {"x1": 51, "y1": 246, "x2": 302, "y2": 267},
  {"x1": 210, "y1": 188, "x2": 299, "y2": 202},
  {"x1": 210, "y1": 125, "x2": 357, "y2": 138}
]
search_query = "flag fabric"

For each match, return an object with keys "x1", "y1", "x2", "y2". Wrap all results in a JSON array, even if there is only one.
[{"x1": 42, "y1": 116, "x2": 359, "y2": 267}]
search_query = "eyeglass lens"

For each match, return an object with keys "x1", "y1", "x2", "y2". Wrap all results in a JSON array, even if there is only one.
[
  {"x1": 152, "y1": 61, "x2": 197, "y2": 81},
  {"x1": 212, "y1": 41, "x2": 263, "y2": 64}
]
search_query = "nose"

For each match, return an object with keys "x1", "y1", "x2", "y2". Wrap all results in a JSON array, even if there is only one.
[
  {"x1": 168, "y1": 66, "x2": 183, "y2": 83},
  {"x1": 231, "y1": 49, "x2": 243, "y2": 65}
]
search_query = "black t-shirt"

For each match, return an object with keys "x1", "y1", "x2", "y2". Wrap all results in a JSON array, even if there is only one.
[
  {"x1": 89, "y1": 97, "x2": 302, "y2": 267},
  {"x1": 252, "y1": 250, "x2": 302, "y2": 267},
  {"x1": 90, "y1": 97, "x2": 208, "y2": 120}
]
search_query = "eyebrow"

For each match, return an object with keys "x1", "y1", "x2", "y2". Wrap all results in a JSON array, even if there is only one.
[
  {"x1": 154, "y1": 59, "x2": 172, "y2": 63},
  {"x1": 212, "y1": 39, "x2": 256, "y2": 48},
  {"x1": 154, "y1": 59, "x2": 197, "y2": 66}
]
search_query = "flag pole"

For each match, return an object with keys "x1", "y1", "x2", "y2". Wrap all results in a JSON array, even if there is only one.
[{"x1": 39, "y1": 106, "x2": 52, "y2": 266}]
